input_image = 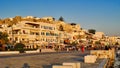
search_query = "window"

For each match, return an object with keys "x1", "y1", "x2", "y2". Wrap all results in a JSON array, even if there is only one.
[
  {"x1": 44, "y1": 26, "x2": 48, "y2": 29},
  {"x1": 36, "y1": 33, "x2": 39, "y2": 35},
  {"x1": 30, "y1": 32, "x2": 34, "y2": 35},
  {"x1": 22, "y1": 38, "x2": 24, "y2": 41},
  {"x1": 46, "y1": 32, "x2": 50, "y2": 36},
  {"x1": 54, "y1": 33, "x2": 58, "y2": 36},
  {"x1": 43, "y1": 38, "x2": 45, "y2": 41},
  {"x1": 41, "y1": 32, "x2": 45, "y2": 35},
  {"x1": 23, "y1": 30, "x2": 25, "y2": 34},
  {"x1": 49, "y1": 27, "x2": 52, "y2": 30},
  {"x1": 10, "y1": 38, "x2": 12, "y2": 40},
  {"x1": 15, "y1": 37, "x2": 18, "y2": 41}
]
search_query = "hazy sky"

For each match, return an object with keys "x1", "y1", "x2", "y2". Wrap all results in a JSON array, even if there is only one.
[{"x1": 0, "y1": 0, "x2": 120, "y2": 36}]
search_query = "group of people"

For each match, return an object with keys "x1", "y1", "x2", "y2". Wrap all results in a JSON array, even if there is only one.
[{"x1": 79, "y1": 44, "x2": 114, "y2": 53}]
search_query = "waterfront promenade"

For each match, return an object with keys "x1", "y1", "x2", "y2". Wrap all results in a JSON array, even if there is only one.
[{"x1": 0, "y1": 51, "x2": 104, "y2": 68}]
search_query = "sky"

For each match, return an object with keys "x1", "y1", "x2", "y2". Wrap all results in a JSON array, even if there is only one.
[{"x1": 0, "y1": 0, "x2": 120, "y2": 36}]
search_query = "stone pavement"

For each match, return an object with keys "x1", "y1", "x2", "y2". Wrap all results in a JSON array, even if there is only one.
[{"x1": 0, "y1": 51, "x2": 103, "y2": 68}]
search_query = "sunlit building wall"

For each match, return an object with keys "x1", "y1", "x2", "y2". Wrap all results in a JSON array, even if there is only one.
[{"x1": 7, "y1": 21, "x2": 59, "y2": 48}]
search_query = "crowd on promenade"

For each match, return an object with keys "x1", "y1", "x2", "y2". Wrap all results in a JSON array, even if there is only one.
[{"x1": 44, "y1": 44, "x2": 119, "y2": 53}]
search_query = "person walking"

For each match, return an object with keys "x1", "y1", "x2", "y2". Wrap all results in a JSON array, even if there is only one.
[{"x1": 81, "y1": 45, "x2": 85, "y2": 53}]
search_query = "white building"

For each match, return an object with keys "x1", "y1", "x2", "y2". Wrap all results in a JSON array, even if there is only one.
[{"x1": 93, "y1": 32, "x2": 104, "y2": 40}]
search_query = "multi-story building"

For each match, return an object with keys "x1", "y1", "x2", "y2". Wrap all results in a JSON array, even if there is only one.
[
  {"x1": 108, "y1": 36, "x2": 118, "y2": 45},
  {"x1": 6, "y1": 21, "x2": 59, "y2": 48},
  {"x1": 93, "y1": 32, "x2": 104, "y2": 40},
  {"x1": 0, "y1": 16, "x2": 90, "y2": 49}
]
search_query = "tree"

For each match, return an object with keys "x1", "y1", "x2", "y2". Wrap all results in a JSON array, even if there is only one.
[
  {"x1": 0, "y1": 31, "x2": 9, "y2": 44},
  {"x1": 58, "y1": 16, "x2": 64, "y2": 21},
  {"x1": 0, "y1": 32, "x2": 9, "y2": 51},
  {"x1": 95, "y1": 41, "x2": 100, "y2": 44},
  {"x1": 14, "y1": 43, "x2": 25, "y2": 49},
  {"x1": 70, "y1": 23, "x2": 76, "y2": 25},
  {"x1": 71, "y1": 41, "x2": 78, "y2": 46},
  {"x1": 14, "y1": 43, "x2": 25, "y2": 53},
  {"x1": 53, "y1": 17, "x2": 55, "y2": 21},
  {"x1": 88, "y1": 29, "x2": 96, "y2": 34}
]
